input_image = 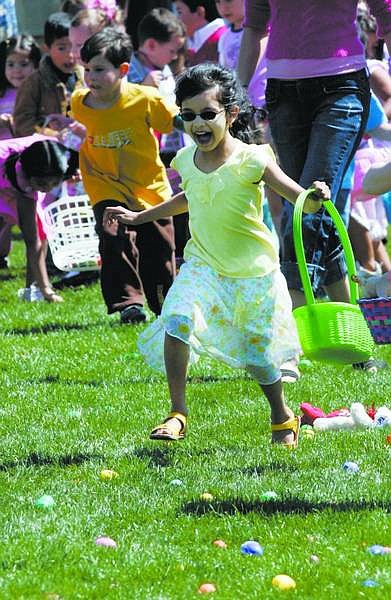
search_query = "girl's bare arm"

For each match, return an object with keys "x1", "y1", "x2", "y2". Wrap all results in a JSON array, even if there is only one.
[
  {"x1": 103, "y1": 192, "x2": 188, "y2": 231},
  {"x1": 262, "y1": 158, "x2": 330, "y2": 213}
]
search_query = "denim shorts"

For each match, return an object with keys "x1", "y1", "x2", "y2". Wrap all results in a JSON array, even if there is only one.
[{"x1": 265, "y1": 69, "x2": 370, "y2": 293}]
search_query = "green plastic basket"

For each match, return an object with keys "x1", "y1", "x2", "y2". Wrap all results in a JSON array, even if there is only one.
[{"x1": 292, "y1": 189, "x2": 374, "y2": 364}]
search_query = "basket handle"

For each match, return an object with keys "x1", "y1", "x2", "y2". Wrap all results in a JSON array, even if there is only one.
[{"x1": 293, "y1": 189, "x2": 359, "y2": 306}]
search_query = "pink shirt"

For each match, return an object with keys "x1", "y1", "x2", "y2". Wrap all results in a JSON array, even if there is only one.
[
  {"x1": 0, "y1": 134, "x2": 47, "y2": 224},
  {"x1": 244, "y1": 0, "x2": 391, "y2": 78},
  {"x1": 0, "y1": 87, "x2": 17, "y2": 140}
]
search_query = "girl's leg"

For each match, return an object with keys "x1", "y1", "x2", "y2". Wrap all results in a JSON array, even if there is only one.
[
  {"x1": 152, "y1": 333, "x2": 190, "y2": 436},
  {"x1": 247, "y1": 366, "x2": 296, "y2": 445}
]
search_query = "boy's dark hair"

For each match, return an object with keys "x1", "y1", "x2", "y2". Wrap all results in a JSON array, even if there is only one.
[
  {"x1": 138, "y1": 8, "x2": 185, "y2": 46},
  {"x1": 5, "y1": 141, "x2": 78, "y2": 186},
  {"x1": 44, "y1": 12, "x2": 72, "y2": 47},
  {"x1": 176, "y1": 63, "x2": 254, "y2": 143},
  {"x1": 177, "y1": 1, "x2": 219, "y2": 21},
  {"x1": 0, "y1": 34, "x2": 42, "y2": 96},
  {"x1": 80, "y1": 27, "x2": 132, "y2": 67}
]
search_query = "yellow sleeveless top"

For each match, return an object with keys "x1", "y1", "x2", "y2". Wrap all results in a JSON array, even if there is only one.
[{"x1": 171, "y1": 142, "x2": 279, "y2": 278}]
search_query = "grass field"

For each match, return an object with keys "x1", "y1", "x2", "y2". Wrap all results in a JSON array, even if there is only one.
[{"x1": 0, "y1": 238, "x2": 390, "y2": 599}]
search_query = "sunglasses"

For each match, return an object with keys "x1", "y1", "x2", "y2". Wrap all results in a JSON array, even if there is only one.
[{"x1": 180, "y1": 109, "x2": 225, "y2": 122}]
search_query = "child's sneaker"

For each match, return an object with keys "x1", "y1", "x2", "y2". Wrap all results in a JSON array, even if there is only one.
[
  {"x1": 356, "y1": 261, "x2": 382, "y2": 282},
  {"x1": 30, "y1": 283, "x2": 44, "y2": 302},
  {"x1": 17, "y1": 284, "x2": 44, "y2": 302},
  {"x1": 17, "y1": 287, "x2": 30, "y2": 301}
]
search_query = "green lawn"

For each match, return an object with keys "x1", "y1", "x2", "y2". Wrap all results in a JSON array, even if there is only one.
[{"x1": 0, "y1": 239, "x2": 390, "y2": 599}]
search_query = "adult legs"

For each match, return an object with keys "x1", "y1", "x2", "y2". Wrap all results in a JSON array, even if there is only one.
[{"x1": 267, "y1": 71, "x2": 370, "y2": 305}]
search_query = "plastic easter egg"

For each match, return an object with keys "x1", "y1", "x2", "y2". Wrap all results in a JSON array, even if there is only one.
[
  {"x1": 35, "y1": 495, "x2": 55, "y2": 509},
  {"x1": 240, "y1": 540, "x2": 264, "y2": 555},
  {"x1": 260, "y1": 491, "x2": 278, "y2": 501},
  {"x1": 386, "y1": 434, "x2": 391, "y2": 445},
  {"x1": 100, "y1": 469, "x2": 119, "y2": 481},
  {"x1": 310, "y1": 554, "x2": 320, "y2": 562},
  {"x1": 95, "y1": 536, "x2": 117, "y2": 548},
  {"x1": 368, "y1": 544, "x2": 387, "y2": 555},
  {"x1": 362, "y1": 579, "x2": 378, "y2": 587},
  {"x1": 68, "y1": 408, "x2": 82, "y2": 418},
  {"x1": 342, "y1": 461, "x2": 359, "y2": 473},
  {"x1": 200, "y1": 492, "x2": 213, "y2": 502},
  {"x1": 212, "y1": 539, "x2": 227, "y2": 549},
  {"x1": 272, "y1": 574, "x2": 296, "y2": 590},
  {"x1": 198, "y1": 583, "x2": 216, "y2": 594},
  {"x1": 170, "y1": 479, "x2": 183, "y2": 486},
  {"x1": 302, "y1": 427, "x2": 315, "y2": 439}
]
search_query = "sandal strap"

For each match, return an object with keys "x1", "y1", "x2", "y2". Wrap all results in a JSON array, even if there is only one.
[{"x1": 271, "y1": 416, "x2": 298, "y2": 432}]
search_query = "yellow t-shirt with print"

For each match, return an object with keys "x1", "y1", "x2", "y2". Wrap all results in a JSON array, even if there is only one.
[
  {"x1": 171, "y1": 142, "x2": 279, "y2": 278},
  {"x1": 71, "y1": 81, "x2": 178, "y2": 209}
]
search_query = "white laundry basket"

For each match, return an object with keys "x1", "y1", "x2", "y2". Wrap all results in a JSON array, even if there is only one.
[{"x1": 40, "y1": 182, "x2": 100, "y2": 272}]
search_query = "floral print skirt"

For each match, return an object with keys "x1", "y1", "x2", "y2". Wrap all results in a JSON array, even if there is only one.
[{"x1": 138, "y1": 259, "x2": 301, "y2": 384}]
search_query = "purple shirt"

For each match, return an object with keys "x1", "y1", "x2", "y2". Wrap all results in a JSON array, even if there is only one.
[
  {"x1": 244, "y1": 0, "x2": 391, "y2": 78},
  {"x1": 0, "y1": 134, "x2": 47, "y2": 224}
]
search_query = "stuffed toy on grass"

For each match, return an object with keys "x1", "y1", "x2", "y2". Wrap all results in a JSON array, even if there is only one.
[{"x1": 300, "y1": 401, "x2": 391, "y2": 431}]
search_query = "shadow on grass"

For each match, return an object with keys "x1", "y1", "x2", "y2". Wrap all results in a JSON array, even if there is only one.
[
  {"x1": 182, "y1": 497, "x2": 391, "y2": 517},
  {"x1": 133, "y1": 446, "x2": 175, "y2": 467},
  {"x1": 241, "y1": 464, "x2": 296, "y2": 477},
  {"x1": 37, "y1": 374, "x2": 101, "y2": 387},
  {"x1": 4, "y1": 323, "x2": 93, "y2": 336},
  {"x1": 0, "y1": 273, "x2": 16, "y2": 282},
  {"x1": 0, "y1": 451, "x2": 102, "y2": 472}
]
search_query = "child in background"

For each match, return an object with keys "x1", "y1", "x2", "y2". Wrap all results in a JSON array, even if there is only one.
[
  {"x1": 0, "y1": 35, "x2": 41, "y2": 140},
  {"x1": 62, "y1": 0, "x2": 121, "y2": 22},
  {"x1": 0, "y1": 34, "x2": 41, "y2": 269},
  {"x1": 69, "y1": 8, "x2": 111, "y2": 64},
  {"x1": 128, "y1": 8, "x2": 185, "y2": 99},
  {"x1": 216, "y1": 0, "x2": 244, "y2": 69},
  {"x1": 104, "y1": 64, "x2": 329, "y2": 447},
  {"x1": 127, "y1": 8, "x2": 190, "y2": 260},
  {"x1": 71, "y1": 28, "x2": 178, "y2": 323},
  {"x1": 13, "y1": 12, "x2": 83, "y2": 137},
  {"x1": 174, "y1": 0, "x2": 226, "y2": 65},
  {"x1": 0, "y1": 135, "x2": 78, "y2": 301}
]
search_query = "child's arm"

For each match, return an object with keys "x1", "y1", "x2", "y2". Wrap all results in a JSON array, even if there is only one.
[
  {"x1": 362, "y1": 160, "x2": 391, "y2": 196},
  {"x1": 262, "y1": 158, "x2": 330, "y2": 213},
  {"x1": 103, "y1": 192, "x2": 188, "y2": 232}
]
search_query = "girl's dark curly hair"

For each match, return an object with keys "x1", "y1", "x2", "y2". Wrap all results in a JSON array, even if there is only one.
[
  {"x1": 0, "y1": 34, "x2": 41, "y2": 96},
  {"x1": 175, "y1": 63, "x2": 255, "y2": 144}
]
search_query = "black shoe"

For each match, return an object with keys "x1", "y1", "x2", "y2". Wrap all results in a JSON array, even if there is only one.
[
  {"x1": 0, "y1": 256, "x2": 9, "y2": 269},
  {"x1": 120, "y1": 304, "x2": 147, "y2": 324},
  {"x1": 352, "y1": 358, "x2": 388, "y2": 374}
]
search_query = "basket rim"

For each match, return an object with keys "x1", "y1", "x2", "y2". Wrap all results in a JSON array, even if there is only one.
[{"x1": 357, "y1": 297, "x2": 391, "y2": 304}]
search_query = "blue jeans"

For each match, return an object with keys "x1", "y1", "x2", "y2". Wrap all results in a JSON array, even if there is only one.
[{"x1": 265, "y1": 69, "x2": 370, "y2": 293}]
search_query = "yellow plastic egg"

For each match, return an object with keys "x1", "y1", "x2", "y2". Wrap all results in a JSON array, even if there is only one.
[{"x1": 272, "y1": 574, "x2": 297, "y2": 590}]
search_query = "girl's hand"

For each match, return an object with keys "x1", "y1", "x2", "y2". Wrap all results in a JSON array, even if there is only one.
[
  {"x1": 103, "y1": 206, "x2": 140, "y2": 233},
  {"x1": 303, "y1": 181, "x2": 330, "y2": 214}
]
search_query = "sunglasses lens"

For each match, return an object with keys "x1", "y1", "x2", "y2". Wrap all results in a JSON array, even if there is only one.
[
  {"x1": 180, "y1": 112, "x2": 195, "y2": 121},
  {"x1": 201, "y1": 111, "x2": 218, "y2": 120}
]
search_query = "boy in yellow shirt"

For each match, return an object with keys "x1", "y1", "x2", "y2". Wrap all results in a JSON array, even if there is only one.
[{"x1": 71, "y1": 27, "x2": 177, "y2": 323}]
